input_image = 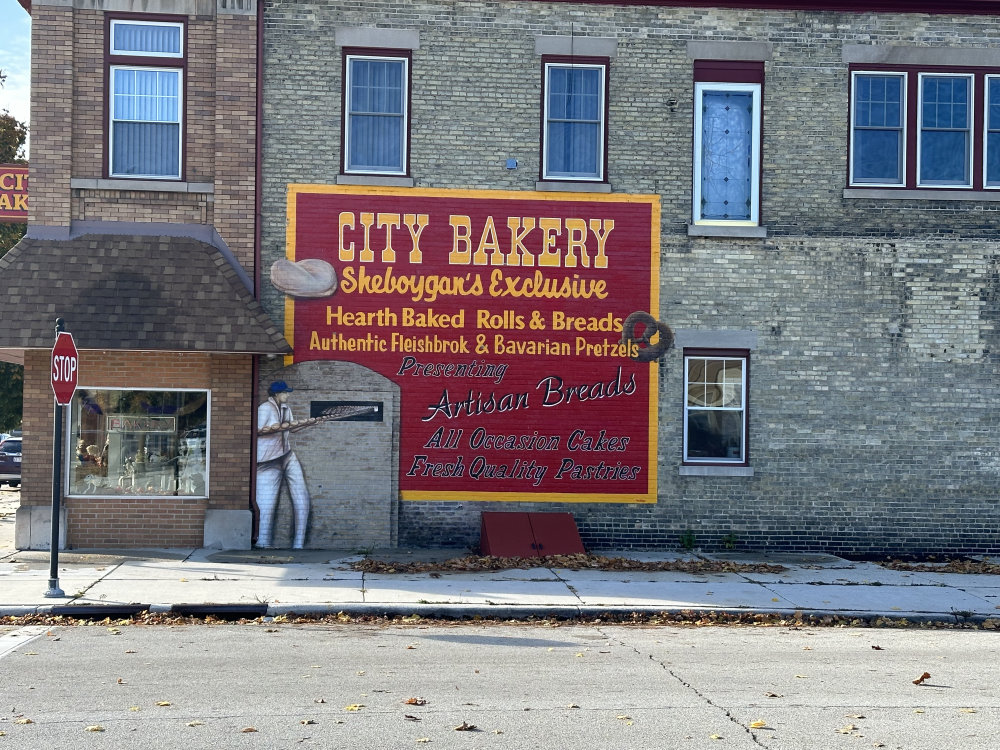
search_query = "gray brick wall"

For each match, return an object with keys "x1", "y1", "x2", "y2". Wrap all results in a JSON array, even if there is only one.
[{"x1": 261, "y1": 1, "x2": 1000, "y2": 556}]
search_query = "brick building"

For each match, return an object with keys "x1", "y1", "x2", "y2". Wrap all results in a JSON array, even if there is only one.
[
  {"x1": 4, "y1": 0, "x2": 999, "y2": 557},
  {"x1": 1, "y1": 0, "x2": 288, "y2": 549}
]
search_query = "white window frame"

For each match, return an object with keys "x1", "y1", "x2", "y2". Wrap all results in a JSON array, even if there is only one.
[
  {"x1": 109, "y1": 20, "x2": 184, "y2": 180},
  {"x1": 986, "y1": 75, "x2": 1000, "y2": 189},
  {"x1": 109, "y1": 65, "x2": 183, "y2": 180},
  {"x1": 692, "y1": 81, "x2": 761, "y2": 225},
  {"x1": 343, "y1": 54, "x2": 409, "y2": 176},
  {"x1": 849, "y1": 71, "x2": 907, "y2": 188},
  {"x1": 65, "y1": 387, "x2": 211, "y2": 500},
  {"x1": 917, "y1": 72, "x2": 973, "y2": 189},
  {"x1": 683, "y1": 353, "x2": 748, "y2": 465},
  {"x1": 110, "y1": 19, "x2": 184, "y2": 58},
  {"x1": 542, "y1": 61, "x2": 607, "y2": 182}
]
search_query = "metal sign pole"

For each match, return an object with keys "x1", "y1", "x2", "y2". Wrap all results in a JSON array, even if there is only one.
[{"x1": 44, "y1": 318, "x2": 66, "y2": 598}]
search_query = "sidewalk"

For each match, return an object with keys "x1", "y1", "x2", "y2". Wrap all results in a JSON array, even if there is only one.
[{"x1": 2, "y1": 494, "x2": 999, "y2": 621}]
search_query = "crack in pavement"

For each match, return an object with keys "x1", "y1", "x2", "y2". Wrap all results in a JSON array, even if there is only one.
[{"x1": 601, "y1": 626, "x2": 773, "y2": 748}]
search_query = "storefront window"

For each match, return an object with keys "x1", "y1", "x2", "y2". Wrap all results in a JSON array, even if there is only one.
[{"x1": 68, "y1": 389, "x2": 209, "y2": 497}]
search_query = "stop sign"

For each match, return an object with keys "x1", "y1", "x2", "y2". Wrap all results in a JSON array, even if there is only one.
[{"x1": 51, "y1": 331, "x2": 79, "y2": 405}]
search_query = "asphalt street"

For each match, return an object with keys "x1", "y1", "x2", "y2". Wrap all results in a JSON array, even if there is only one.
[{"x1": 1, "y1": 621, "x2": 998, "y2": 749}]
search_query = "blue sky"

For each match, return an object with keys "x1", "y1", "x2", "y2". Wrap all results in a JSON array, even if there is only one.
[{"x1": 0, "y1": 0, "x2": 31, "y2": 150}]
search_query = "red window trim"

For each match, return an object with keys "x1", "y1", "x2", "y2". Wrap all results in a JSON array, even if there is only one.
[
  {"x1": 340, "y1": 47, "x2": 413, "y2": 178},
  {"x1": 848, "y1": 63, "x2": 1000, "y2": 191},
  {"x1": 694, "y1": 59, "x2": 764, "y2": 84},
  {"x1": 104, "y1": 13, "x2": 188, "y2": 182},
  {"x1": 682, "y1": 348, "x2": 751, "y2": 467}
]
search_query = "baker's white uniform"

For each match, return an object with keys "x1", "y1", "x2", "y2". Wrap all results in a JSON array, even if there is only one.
[{"x1": 256, "y1": 397, "x2": 310, "y2": 548}]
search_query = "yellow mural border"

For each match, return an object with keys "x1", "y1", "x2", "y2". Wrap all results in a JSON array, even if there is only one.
[{"x1": 284, "y1": 183, "x2": 661, "y2": 504}]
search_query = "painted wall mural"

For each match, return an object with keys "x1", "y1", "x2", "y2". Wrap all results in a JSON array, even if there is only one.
[{"x1": 279, "y1": 185, "x2": 662, "y2": 503}]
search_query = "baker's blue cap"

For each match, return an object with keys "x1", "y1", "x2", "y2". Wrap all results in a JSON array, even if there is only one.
[{"x1": 270, "y1": 381, "x2": 294, "y2": 394}]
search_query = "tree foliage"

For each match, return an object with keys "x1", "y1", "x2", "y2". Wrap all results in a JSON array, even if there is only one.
[{"x1": 0, "y1": 71, "x2": 27, "y2": 430}]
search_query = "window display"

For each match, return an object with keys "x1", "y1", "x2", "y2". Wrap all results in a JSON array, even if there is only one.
[{"x1": 68, "y1": 389, "x2": 209, "y2": 497}]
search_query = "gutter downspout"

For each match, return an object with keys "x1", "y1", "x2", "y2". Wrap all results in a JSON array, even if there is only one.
[{"x1": 249, "y1": 0, "x2": 265, "y2": 545}]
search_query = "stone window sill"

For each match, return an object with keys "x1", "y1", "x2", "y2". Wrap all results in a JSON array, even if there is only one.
[
  {"x1": 679, "y1": 465, "x2": 754, "y2": 477},
  {"x1": 71, "y1": 178, "x2": 214, "y2": 193}
]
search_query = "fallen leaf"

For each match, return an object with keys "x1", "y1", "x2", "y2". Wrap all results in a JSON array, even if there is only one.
[
  {"x1": 913, "y1": 672, "x2": 931, "y2": 685},
  {"x1": 187, "y1": 721, "x2": 204, "y2": 727},
  {"x1": 179, "y1": 578, "x2": 188, "y2": 582},
  {"x1": 837, "y1": 724, "x2": 859, "y2": 734},
  {"x1": 117, "y1": 678, "x2": 125, "y2": 684},
  {"x1": 405, "y1": 715, "x2": 421, "y2": 722},
  {"x1": 794, "y1": 674, "x2": 808, "y2": 679},
  {"x1": 802, "y1": 646, "x2": 813, "y2": 651},
  {"x1": 84, "y1": 725, "x2": 105, "y2": 732},
  {"x1": 454, "y1": 722, "x2": 477, "y2": 731},
  {"x1": 129, "y1": 706, "x2": 141, "y2": 712},
  {"x1": 241, "y1": 727, "x2": 257, "y2": 733},
  {"x1": 300, "y1": 719, "x2": 317, "y2": 725},
  {"x1": 871, "y1": 645, "x2": 883, "y2": 650},
  {"x1": 416, "y1": 738, "x2": 431, "y2": 743},
  {"x1": 765, "y1": 692, "x2": 782, "y2": 698},
  {"x1": 710, "y1": 734, "x2": 724, "y2": 740},
  {"x1": 914, "y1": 709, "x2": 925, "y2": 714},
  {"x1": 155, "y1": 701, "x2": 172, "y2": 706},
  {"x1": 107, "y1": 628, "x2": 121, "y2": 635},
  {"x1": 314, "y1": 698, "x2": 326, "y2": 704},
  {"x1": 345, "y1": 704, "x2": 364, "y2": 712},
  {"x1": 125, "y1": 650, "x2": 137, "y2": 654},
  {"x1": 575, "y1": 653, "x2": 584, "y2": 658},
  {"x1": 960, "y1": 708, "x2": 977, "y2": 714},
  {"x1": 14, "y1": 718, "x2": 34, "y2": 725},
  {"x1": 25, "y1": 651, "x2": 37, "y2": 655},
  {"x1": 567, "y1": 703, "x2": 580, "y2": 709},
  {"x1": 404, "y1": 698, "x2": 428, "y2": 706},
  {"x1": 749, "y1": 719, "x2": 768, "y2": 729}
]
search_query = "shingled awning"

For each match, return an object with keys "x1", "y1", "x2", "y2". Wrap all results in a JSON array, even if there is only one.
[{"x1": 0, "y1": 233, "x2": 291, "y2": 359}]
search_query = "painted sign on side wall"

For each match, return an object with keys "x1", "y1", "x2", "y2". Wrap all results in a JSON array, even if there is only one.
[
  {"x1": 282, "y1": 185, "x2": 660, "y2": 502},
  {"x1": 0, "y1": 165, "x2": 28, "y2": 222}
]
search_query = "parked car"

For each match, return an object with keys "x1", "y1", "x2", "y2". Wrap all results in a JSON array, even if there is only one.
[{"x1": 0, "y1": 437, "x2": 22, "y2": 488}]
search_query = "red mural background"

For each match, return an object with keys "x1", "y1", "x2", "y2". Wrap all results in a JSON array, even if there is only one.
[{"x1": 285, "y1": 185, "x2": 660, "y2": 502}]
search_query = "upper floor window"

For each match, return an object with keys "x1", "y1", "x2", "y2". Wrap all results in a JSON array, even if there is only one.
[
  {"x1": 541, "y1": 58, "x2": 608, "y2": 181},
  {"x1": 343, "y1": 51, "x2": 410, "y2": 175},
  {"x1": 683, "y1": 350, "x2": 749, "y2": 465},
  {"x1": 692, "y1": 61, "x2": 763, "y2": 225},
  {"x1": 850, "y1": 66, "x2": 1000, "y2": 190},
  {"x1": 108, "y1": 20, "x2": 184, "y2": 179}
]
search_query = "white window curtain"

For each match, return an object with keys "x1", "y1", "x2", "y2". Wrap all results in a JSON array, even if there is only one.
[
  {"x1": 545, "y1": 65, "x2": 604, "y2": 180},
  {"x1": 111, "y1": 68, "x2": 181, "y2": 178},
  {"x1": 111, "y1": 22, "x2": 182, "y2": 56},
  {"x1": 347, "y1": 57, "x2": 406, "y2": 173}
]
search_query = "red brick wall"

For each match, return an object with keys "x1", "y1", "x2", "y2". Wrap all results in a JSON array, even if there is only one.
[{"x1": 21, "y1": 350, "x2": 253, "y2": 548}]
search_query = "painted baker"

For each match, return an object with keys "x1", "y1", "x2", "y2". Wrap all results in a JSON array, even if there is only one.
[{"x1": 256, "y1": 381, "x2": 311, "y2": 548}]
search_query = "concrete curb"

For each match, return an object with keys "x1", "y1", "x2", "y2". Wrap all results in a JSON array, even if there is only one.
[{"x1": 2, "y1": 602, "x2": 994, "y2": 625}]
